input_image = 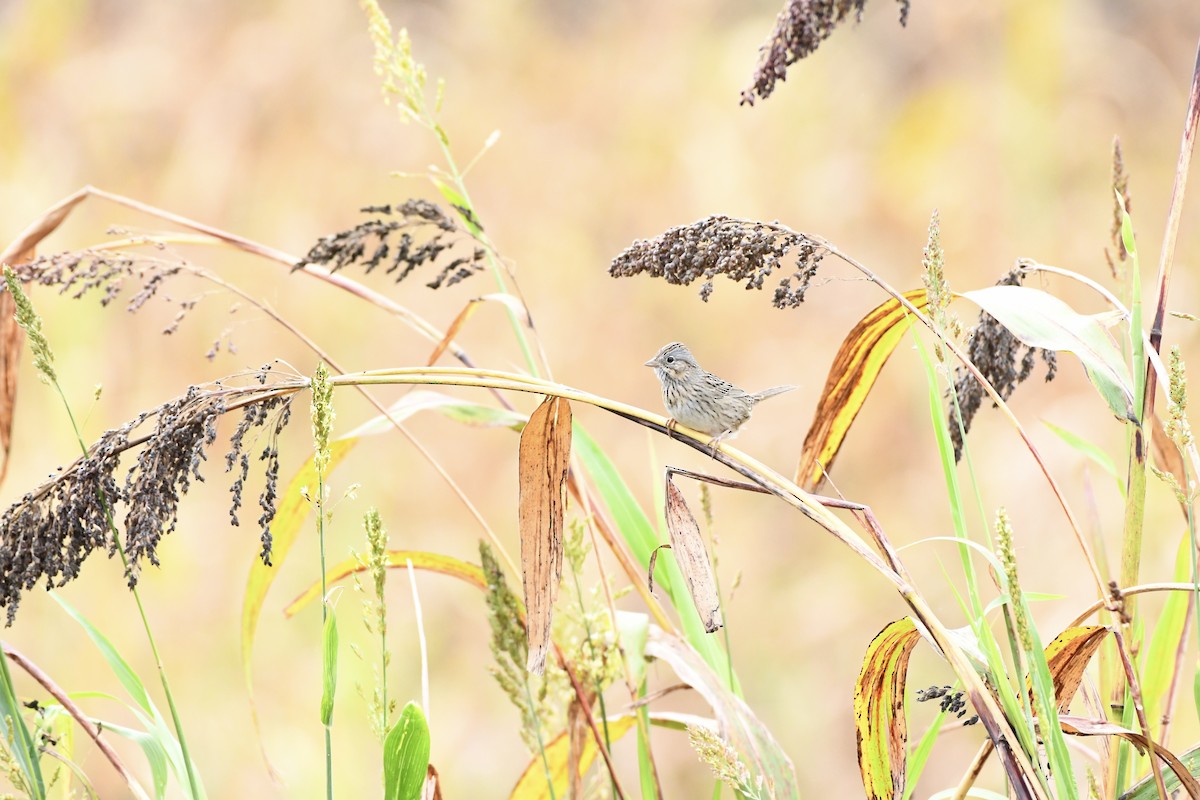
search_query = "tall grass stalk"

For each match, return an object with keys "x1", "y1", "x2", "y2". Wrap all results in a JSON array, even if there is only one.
[{"x1": 310, "y1": 364, "x2": 336, "y2": 800}]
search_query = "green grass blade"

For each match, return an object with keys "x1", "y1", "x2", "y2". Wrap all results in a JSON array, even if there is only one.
[
  {"x1": 53, "y1": 594, "x2": 204, "y2": 798},
  {"x1": 53, "y1": 594, "x2": 152, "y2": 713},
  {"x1": 0, "y1": 642, "x2": 45, "y2": 798},
  {"x1": 1041, "y1": 419, "x2": 1123, "y2": 496},
  {"x1": 320, "y1": 608, "x2": 339, "y2": 728},
  {"x1": 97, "y1": 720, "x2": 170, "y2": 800},
  {"x1": 383, "y1": 702, "x2": 431, "y2": 800}
]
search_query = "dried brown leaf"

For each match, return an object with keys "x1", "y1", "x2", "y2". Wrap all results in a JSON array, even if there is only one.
[
  {"x1": 1041, "y1": 625, "x2": 1109, "y2": 712},
  {"x1": 665, "y1": 479, "x2": 722, "y2": 633},
  {"x1": 0, "y1": 263, "x2": 24, "y2": 489},
  {"x1": 423, "y1": 764, "x2": 443, "y2": 800},
  {"x1": 518, "y1": 395, "x2": 572, "y2": 674},
  {"x1": 1150, "y1": 412, "x2": 1189, "y2": 517},
  {"x1": 1058, "y1": 715, "x2": 1200, "y2": 796}
]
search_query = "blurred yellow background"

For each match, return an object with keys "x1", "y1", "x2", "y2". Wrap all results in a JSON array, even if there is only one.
[{"x1": 2, "y1": 0, "x2": 1200, "y2": 796}]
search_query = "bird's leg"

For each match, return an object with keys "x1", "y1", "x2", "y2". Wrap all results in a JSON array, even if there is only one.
[
  {"x1": 707, "y1": 429, "x2": 733, "y2": 457},
  {"x1": 666, "y1": 417, "x2": 679, "y2": 435}
]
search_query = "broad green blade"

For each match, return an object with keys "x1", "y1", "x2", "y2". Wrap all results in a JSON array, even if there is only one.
[{"x1": 384, "y1": 702, "x2": 431, "y2": 800}]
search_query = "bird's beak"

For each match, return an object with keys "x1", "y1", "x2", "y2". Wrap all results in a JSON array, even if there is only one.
[{"x1": 644, "y1": 358, "x2": 657, "y2": 367}]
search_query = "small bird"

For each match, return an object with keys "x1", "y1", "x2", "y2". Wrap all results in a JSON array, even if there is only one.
[{"x1": 644, "y1": 342, "x2": 796, "y2": 446}]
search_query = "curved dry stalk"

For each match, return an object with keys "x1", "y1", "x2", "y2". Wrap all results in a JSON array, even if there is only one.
[
  {"x1": 4, "y1": 643, "x2": 150, "y2": 800},
  {"x1": 7, "y1": 185, "x2": 482, "y2": 368},
  {"x1": 553, "y1": 643, "x2": 628, "y2": 800},
  {"x1": 1065, "y1": 582, "x2": 1200, "y2": 629}
]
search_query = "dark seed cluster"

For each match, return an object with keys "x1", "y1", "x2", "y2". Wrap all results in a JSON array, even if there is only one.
[
  {"x1": 13, "y1": 251, "x2": 184, "y2": 314},
  {"x1": 11, "y1": 250, "x2": 215, "y2": 348},
  {"x1": 0, "y1": 382, "x2": 298, "y2": 623},
  {"x1": 915, "y1": 685, "x2": 978, "y2": 725},
  {"x1": 226, "y1": 394, "x2": 293, "y2": 565},
  {"x1": 609, "y1": 215, "x2": 826, "y2": 309},
  {"x1": 741, "y1": 0, "x2": 910, "y2": 106},
  {"x1": 122, "y1": 387, "x2": 224, "y2": 583},
  {"x1": 294, "y1": 200, "x2": 487, "y2": 290},
  {"x1": 948, "y1": 269, "x2": 1058, "y2": 462}
]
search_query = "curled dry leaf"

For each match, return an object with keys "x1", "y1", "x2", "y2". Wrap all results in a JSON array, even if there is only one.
[
  {"x1": 1057, "y1": 715, "x2": 1200, "y2": 796},
  {"x1": 664, "y1": 479, "x2": 722, "y2": 633},
  {"x1": 518, "y1": 395, "x2": 572, "y2": 675}
]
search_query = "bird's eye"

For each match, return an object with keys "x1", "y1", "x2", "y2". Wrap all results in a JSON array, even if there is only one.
[{"x1": 665, "y1": 356, "x2": 674, "y2": 363}]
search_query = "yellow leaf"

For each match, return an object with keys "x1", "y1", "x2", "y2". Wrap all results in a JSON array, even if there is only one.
[
  {"x1": 797, "y1": 290, "x2": 929, "y2": 490},
  {"x1": 285, "y1": 551, "x2": 487, "y2": 617},
  {"x1": 855, "y1": 617, "x2": 920, "y2": 800},
  {"x1": 508, "y1": 716, "x2": 636, "y2": 799}
]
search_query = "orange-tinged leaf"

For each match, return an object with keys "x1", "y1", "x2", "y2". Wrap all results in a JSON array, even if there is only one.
[
  {"x1": 0, "y1": 189, "x2": 83, "y2": 491},
  {"x1": 426, "y1": 294, "x2": 531, "y2": 366},
  {"x1": 797, "y1": 290, "x2": 929, "y2": 489},
  {"x1": 1041, "y1": 625, "x2": 1108, "y2": 711},
  {"x1": 855, "y1": 617, "x2": 920, "y2": 800},
  {"x1": 518, "y1": 396, "x2": 572, "y2": 674},
  {"x1": 426, "y1": 298, "x2": 482, "y2": 366},
  {"x1": 285, "y1": 551, "x2": 487, "y2": 618},
  {"x1": 0, "y1": 189, "x2": 88, "y2": 266},
  {"x1": 664, "y1": 479, "x2": 722, "y2": 633},
  {"x1": 508, "y1": 716, "x2": 637, "y2": 799}
]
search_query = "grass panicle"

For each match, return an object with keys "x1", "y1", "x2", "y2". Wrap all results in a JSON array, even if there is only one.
[
  {"x1": 294, "y1": 200, "x2": 485, "y2": 289},
  {"x1": 948, "y1": 267, "x2": 1058, "y2": 461},
  {"x1": 687, "y1": 724, "x2": 762, "y2": 799},
  {"x1": 354, "y1": 508, "x2": 394, "y2": 740},
  {"x1": 741, "y1": 0, "x2": 910, "y2": 106},
  {"x1": 310, "y1": 364, "x2": 335, "y2": 476},
  {"x1": 360, "y1": 0, "x2": 430, "y2": 124},
  {"x1": 1106, "y1": 137, "x2": 1133, "y2": 277},
  {"x1": 1166, "y1": 346, "x2": 1192, "y2": 448},
  {"x1": 0, "y1": 377, "x2": 297, "y2": 623},
  {"x1": 914, "y1": 685, "x2": 977, "y2": 725},
  {"x1": 3, "y1": 266, "x2": 56, "y2": 385},
  {"x1": 995, "y1": 508, "x2": 1033, "y2": 654},
  {"x1": 609, "y1": 215, "x2": 825, "y2": 308},
  {"x1": 481, "y1": 541, "x2": 557, "y2": 756}
]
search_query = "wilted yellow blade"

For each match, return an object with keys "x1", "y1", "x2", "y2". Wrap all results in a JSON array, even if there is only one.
[
  {"x1": 285, "y1": 551, "x2": 487, "y2": 617},
  {"x1": 855, "y1": 617, "x2": 920, "y2": 800},
  {"x1": 797, "y1": 290, "x2": 929, "y2": 490}
]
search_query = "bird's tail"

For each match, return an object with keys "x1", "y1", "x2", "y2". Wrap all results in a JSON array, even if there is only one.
[{"x1": 751, "y1": 384, "x2": 797, "y2": 402}]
